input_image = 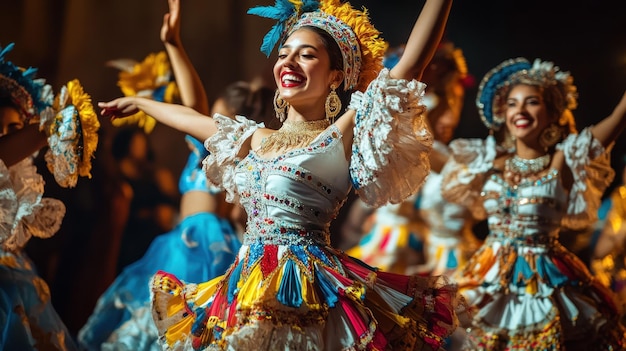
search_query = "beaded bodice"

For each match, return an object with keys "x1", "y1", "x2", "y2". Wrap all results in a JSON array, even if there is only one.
[
  {"x1": 234, "y1": 125, "x2": 352, "y2": 245},
  {"x1": 481, "y1": 169, "x2": 567, "y2": 246}
]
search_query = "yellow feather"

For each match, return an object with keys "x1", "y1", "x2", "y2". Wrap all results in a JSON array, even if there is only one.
[{"x1": 319, "y1": 0, "x2": 387, "y2": 92}]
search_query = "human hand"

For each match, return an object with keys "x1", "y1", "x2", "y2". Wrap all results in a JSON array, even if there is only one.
[
  {"x1": 160, "y1": 0, "x2": 181, "y2": 45},
  {"x1": 98, "y1": 97, "x2": 140, "y2": 120}
]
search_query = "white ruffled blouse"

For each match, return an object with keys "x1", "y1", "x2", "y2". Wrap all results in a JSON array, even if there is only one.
[
  {"x1": 441, "y1": 128, "x2": 614, "y2": 230},
  {"x1": 0, "y1": 157, "x2": 66, "y2": 251},
  {"x1": 202, "y1": 68, "x2": 433, "y2": 224}
]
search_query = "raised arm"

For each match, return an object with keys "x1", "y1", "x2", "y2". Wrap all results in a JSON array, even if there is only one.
[
  {"x1": 161, "y1": 0, "x2": 209, "y2": 115},
  {"x1": 390, "y1": 0, "x2": 453, "y2": 81},
  {"x1": 99, "y1": 97, "x2": 217, "y2": 141},
  {"x1": 591, "y1": 91, "x2": 626, "y2": 147}
]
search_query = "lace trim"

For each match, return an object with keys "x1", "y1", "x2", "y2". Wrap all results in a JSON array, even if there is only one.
[
  {"x1": 0, "y1": 158, "x2": 65, "y2": 251},
  {"x1": 202, "y1": 114, "x2": 262, "y2": 203},
  {"x1": 349, "y1": 68, "x2": 432, "y2": 207},
  {"x1": 557, "y1": 127, "x2": 615, "y2": 229},
  {"x1": 441, "y1": 135, "x2": 497, "y2": 219}
]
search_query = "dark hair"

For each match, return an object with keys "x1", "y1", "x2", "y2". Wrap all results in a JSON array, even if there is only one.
[
  {"x1": 248, "y1": 86, "x2": 280, "y2": 129},
  {"x1": 218, "y1": 81, "x2": 278, "y2": 129},
  {"x1": 219, "y1": 81, "x2": 255, "y2": 117},
  {"x1": 0, "y1": 96, "x2": 20, "y2": 110}
]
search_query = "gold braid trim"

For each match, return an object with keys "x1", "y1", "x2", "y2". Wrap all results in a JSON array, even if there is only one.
[{"x1": 258, "y1": 119, "x2": 330, "y2": 154}]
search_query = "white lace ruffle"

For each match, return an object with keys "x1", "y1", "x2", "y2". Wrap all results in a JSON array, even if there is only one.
[
  {"x1": 45, "y1": 105, "x2": 81, "y2": 188},
  {"x1": 441, "y1": 135, "x2": 497, "y2": 218},
  {"x1": 0, "y1": 158, "x2": 65, "y2": 251},
  {"x1": 557, "y1": 127, "x2": 615, "y2": 229},
  {"x1": 202, "y1": 114, "x2": 262, "y2": 203},
  {"x1": 349, "y1": 68, "x2": 432, "y2": 207}
]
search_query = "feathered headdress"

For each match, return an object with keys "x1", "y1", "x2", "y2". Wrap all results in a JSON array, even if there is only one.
[
  {"x1": 0, "y1": 43, "x2": 53, "y2": 123},
  {"x1": 42, "y1": 79, "x2": 100, "y2": 188},
  {"x1": 477, "y1": 57, "x2": 578, "y2": 131},
  {"x1": 248, "y1": 0, "x2": 387, "y2": 92},
  {"x1": 106, "y1": 51, "x2": 179, "y2": 133}
]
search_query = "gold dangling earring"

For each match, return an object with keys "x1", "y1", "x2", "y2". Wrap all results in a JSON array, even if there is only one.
[
  {"x1": 539, "y1": 123, "x2": 562, "y2": 150},
  {"x1": 274, "y1": 89, "x2": 288, "y2": 122},
  {"x1": 325, "y1": 85, "x2": 341, "y2": 122}
]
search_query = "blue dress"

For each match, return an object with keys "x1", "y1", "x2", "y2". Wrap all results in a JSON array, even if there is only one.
[
  {"x1": 0, "y1": 157, "x2": 77, "y2": 350},
  {"x1": 78, "y1": 136, "x2": 241, "y2": 351}
]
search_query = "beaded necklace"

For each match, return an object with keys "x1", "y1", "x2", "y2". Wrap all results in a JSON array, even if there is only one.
[
  {"x1": 258, "y1": 119, "x2": 330, "y2": 154},
  {"x1": 505, "y1": 154, "x2": 551, "y2": 177}
]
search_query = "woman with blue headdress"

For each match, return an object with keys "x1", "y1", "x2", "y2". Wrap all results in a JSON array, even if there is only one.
[
  {"x1": 100, "y1": 0, "x2": 463, "y2": 350},
  {"x1": 0, "y1": 42, "x2": 99, "y2": 350},
  {"x1": 441, "y1": 57, "x2": 626, "y2": 350}
]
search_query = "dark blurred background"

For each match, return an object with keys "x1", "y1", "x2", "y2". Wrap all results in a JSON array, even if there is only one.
[{"x1": 1, "y1": 0, "x2": 624, "y2": 336}]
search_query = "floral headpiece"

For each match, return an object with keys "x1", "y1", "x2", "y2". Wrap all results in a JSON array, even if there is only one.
[
  {"x1": 107, "y1": 51, "x2": 179, "y2": 133},
  {"x1": 0, "y1": 43, "x2": 53, "y2": 123},
  {"x1": 477, "y1": 57, "x2": 578, "y2": 131},
  {"x1": 42, "y1": 79, "x2": 100, "y2": 188},
  {"x1": 248, "y1": 0, "x2": 387, "y2": 92}
]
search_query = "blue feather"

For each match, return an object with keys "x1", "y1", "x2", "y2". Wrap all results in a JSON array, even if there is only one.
[
  {"x1": 301, "y1": 0, "x2": 321, "y2": 12},
  {"x1": 259, "y1": 23, "x2": 285, "y2": 57},
  {"x1": 0, "y1": 42, "x2": 52, "y2": 116},
  {"x1": 0, "y1": 43, "x2": 15, "y2": 59},
  {"x1": 247, "y1": 6, "x2": 283, "y2": 20},
  {"x1": 248, "y1": 0, "x2": 322, "y2": 56},
  {"x1": 248, "y1": 0, "x2": 295, "y2": 20},
  {"x1": 22, "y1": 67, "x2": 38, "y2": 78}
]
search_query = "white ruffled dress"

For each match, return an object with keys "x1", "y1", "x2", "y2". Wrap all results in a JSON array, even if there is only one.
[
  {"x1": 150, "y1": 69, "x2": 460, "y2": 351},
  {"x1": 0, "y1": 157, "x2": 76, "y2": 350},
  {"x1": 441, "y1": 130, "x2": 626, "y2": 350}
]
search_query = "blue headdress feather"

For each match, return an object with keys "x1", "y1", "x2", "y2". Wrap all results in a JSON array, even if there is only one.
[
  {"x1": 0, "y1": 42, "x2": 53, "y2": 120},
  {"x1": 248, "y1": 0, "x2": 320, "y2": 57}
]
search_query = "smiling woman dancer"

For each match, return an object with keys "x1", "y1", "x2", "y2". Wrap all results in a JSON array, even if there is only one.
[
  {"x1": 99, "y1": 0, "x2": 461, "y2": 350},
  {"x1": 441, "y1": 57, "x2": 626, "y2": 350}
]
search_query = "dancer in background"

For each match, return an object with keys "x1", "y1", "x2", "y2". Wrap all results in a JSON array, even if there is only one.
[
  {"x1": 345, "y1": 41, "x2": 479, "y2": 277},
  {"x1": 591, "y1": 156, "x2": 626, "y2": 317},
  {"x1": 100, "y1": 0, "x2": 461, "y2": 349},
  {"x1": 78, "y1": 1, "x2": 272, "y2": 349},
  {"x1": 111, "y1": 126, "x2": 179, "y2": 274},
  {"x1": 441, "y1": 57, "x2": 626, "y2": 350}
]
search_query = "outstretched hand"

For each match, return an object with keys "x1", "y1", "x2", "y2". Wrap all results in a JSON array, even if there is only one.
[
  {"x1": 98, "y1": 97, "x2": 140, "y2": 120},
  {"x1": 161, "y1": 0, "x2": 181, "y2": 45}
]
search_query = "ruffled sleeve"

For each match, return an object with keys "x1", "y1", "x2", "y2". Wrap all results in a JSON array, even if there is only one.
[
  {"x1": 348, "y1": 68, "x2": 432, "y2": 207},
  {"x1": 556, "y1": 127, "x2": 615, "y2": 229},
  {"x1": 202, "y1": 114, "x2": 262, "y2": 203},
  {"x1": 0, "y1": 158, "x2": 66, "y2": 251},
  {"x1": 440, "y1": 135, "x2": 497, "y2": 220}
]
